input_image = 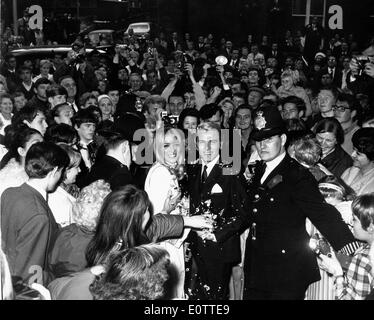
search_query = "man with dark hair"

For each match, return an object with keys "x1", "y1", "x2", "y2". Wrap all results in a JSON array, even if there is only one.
[
  {"x1": 1, "y1": 142, "x2": 69, "y2": 286},
  {"x1": 16, "y1": 66, "x2": 35, "y2": 101},
  {"x1": 322, "y1": 55, "x2": 342, "y2": 88},
  {"x1": 73, "y1": 109, "x2": 98, "y2": 188},
  {"x1": 333, "y1": 93, "x2": 361, "y2": 155},
  {"x1": 0, "y1": 54, "x2": 20, "y2": 93},
  {"x1": 25, "y1": 78, "x2": 51, "y2": 112},
  {"x1": 199, "y1": 104, "x2": 223, "y2": 127},
  {"x1": 84, "y1": 112, "x2": 146, "y2": 190},
  {"x1": 280, "y1": 96, "x2": 306, "y2": 120},
  {"x1": 51, "y1": 103, "x2": 74, "y2": 126},
  {"x1": 47, "y1": 84, "x2": 68, "y2": 109}
]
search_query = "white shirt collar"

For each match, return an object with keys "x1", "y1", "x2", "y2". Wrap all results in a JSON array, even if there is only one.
[
  {"x1": 201, "y1": 155, "x2": 220, "y2": 177},
  {"x1": 26, "y1": 180, "x2": 47, "y2": 201},
  {"x1": 261, "y1": 151, "x2": 286, "y2": 184}
]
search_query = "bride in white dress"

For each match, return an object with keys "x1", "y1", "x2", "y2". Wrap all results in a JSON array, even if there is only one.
[{"x1": 144, "y1": 126, "x2": 189, "y2": 299}]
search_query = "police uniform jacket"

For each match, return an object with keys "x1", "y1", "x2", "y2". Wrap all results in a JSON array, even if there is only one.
[{"x1": 242, "y1": 154, "x2": 355, "y2": 294}]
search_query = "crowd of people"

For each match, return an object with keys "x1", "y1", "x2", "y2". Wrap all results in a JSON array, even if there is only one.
[{"x1": 1, "y1": 13, "x2": 374, "y2": 300}]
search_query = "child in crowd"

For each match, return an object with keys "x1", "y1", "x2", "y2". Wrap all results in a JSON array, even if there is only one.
[
  {"x1": 318, "y1": 193, "x2": 374, "y2": 300},
  {"x1": 306, "y1": 176, "x2": 356, "y2": 300}
]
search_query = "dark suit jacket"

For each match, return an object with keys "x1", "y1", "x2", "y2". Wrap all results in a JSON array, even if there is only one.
[
  {"x1": 187, "y1": 162, "x2": 249, "y2": 264},
  {"x1": 83, "y1": 155, "x2": 133, "y2": 190},
  {"x1": 241, "y1": 155, "x2": 355, "y2": 294},
  {"x1": 1, "y1": 183, "x2": 59, "y2": 285},
  {"x1": 321, "y1": 67, "x2": 343, "y2": 88}
]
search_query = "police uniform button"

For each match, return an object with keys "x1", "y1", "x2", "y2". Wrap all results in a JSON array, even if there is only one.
[
  {"x1": 281, "y1": 250, "x2": 286, "y2": 254},
  {"x1": 254, "y1": 194, "x2": 260, "y2": 199},
  {"x1": 253, "y1": 208, "x2": 258, "y2": 213},
  {"x1": 270, "y1": 198, "x2": 274, "y2": 202}
]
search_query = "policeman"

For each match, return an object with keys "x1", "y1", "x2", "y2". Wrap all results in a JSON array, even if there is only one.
[
  {"x1": 209, "y1": 104, "x2": 356, "y2": 299},
  {"x1": 241, "y1": 105, "x2": 357, "y2": 299}
]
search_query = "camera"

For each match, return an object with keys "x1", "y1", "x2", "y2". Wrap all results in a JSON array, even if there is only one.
[
  {"x1": 135, "y1": 97, "x2": 143, "y2": 112},
  {"x1": 354, "y1": 55, "x2": 371, "y2": 75},
  {"x1": 309, "y1": 235, "x2": 331, "y2": 256},
  {"x1": 175, "y1": 52, "x2": 188, "y2": 72},
  {"x1": 161, "y1": 111, "x2": 179, "y2": 126}
]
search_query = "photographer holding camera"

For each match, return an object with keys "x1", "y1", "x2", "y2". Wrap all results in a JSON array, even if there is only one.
[
  {"x1": 346, "y1": 47, "x2": 374, "y2": 109},
  {"x1": 54, "y1": 42, "x2": 98, "y2": 97},
  {"x1": 161, "y1": 60, "x2": 206, "y2": 112}
]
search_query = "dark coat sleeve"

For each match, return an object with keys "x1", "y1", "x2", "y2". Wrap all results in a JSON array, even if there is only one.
[
  {"x1": 15, "y1": 214, "x2": 51, "y2": 283},
  {"x1": 145, "y1": 214, "x2": 184, "y2": 242},
  {"x1": 292, "y1": 168, "x2": 355, "y2": 251},
  {"x1": 214, "y1": 174, "x2": 251, "y2": 244}
]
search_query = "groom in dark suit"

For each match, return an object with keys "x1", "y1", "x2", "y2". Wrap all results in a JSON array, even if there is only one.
[{"x1": 186, "y1": 122, "x2": 249, "y2": 300}]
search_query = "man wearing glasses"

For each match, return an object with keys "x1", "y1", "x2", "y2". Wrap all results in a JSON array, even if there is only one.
[{"x1": 333, "y1": 93, "x2": 360, "y2": 155}]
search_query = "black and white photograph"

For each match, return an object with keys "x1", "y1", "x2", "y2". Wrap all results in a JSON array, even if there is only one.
[{"x1": 1, "y1": 0, "x2": 374, "y2": 309}]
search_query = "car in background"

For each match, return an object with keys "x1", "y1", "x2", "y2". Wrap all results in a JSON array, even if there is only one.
[
  {"x1": 87, "y1": 29, "x2": 115, "y2": 47},
  {"x1": 10, "y1": 45, "x2": 107, "y2": 66},
  {"x1": 124, "y1": 22, "x2": 152, "y2": 38}
]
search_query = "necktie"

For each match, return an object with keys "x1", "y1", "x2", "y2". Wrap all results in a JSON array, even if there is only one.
[
  {"x1": 201, "y1": 165, "x2": 208, "y2": 185},
  {"x1": 253, "y1": 160, "x2": 266, "y2": 185}
]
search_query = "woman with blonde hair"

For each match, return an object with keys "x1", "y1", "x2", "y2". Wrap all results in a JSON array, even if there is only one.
[
  {"x1": 277, "y1": 69, "x2": 312, "y2": 117},
  {"x1": 49, "y1": 180, "x2": 112, "y2": 279},
  {"x1": 144, "y1": 125, "x2": 189, "y2": 299},
  {"x1": 32, "y1": 59, "x2": 54, "y2": 83}
]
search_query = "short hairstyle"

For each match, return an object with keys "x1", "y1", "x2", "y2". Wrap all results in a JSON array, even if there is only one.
[
  {"x1": 281, "y1": 95, "x2": 306, "y2": 113},
  {"x1": 34, "y1": 77, "x2": 51, "y2": 89},
  {"x1": 12, "y1": 91, "x2": 25, "y2": 99},
  {"x1": 352, "y1": 128, "x2": 374, "y2": 161},
  {"x1": 46, "y1": 84, "x2": 67, "y2": 98},
  {"x1": 336, "y1": 92, "x2": 360, "y2": 114},
  {"x1": 318, "y1": 87, "x2": 339, "y2": 100},
  {"x1": 51, "y1": 103, "x2": 71, "y2": 118},
  {"x1": 44, "y1": 123, "x2": 78, "y2": 145},
  {"x1": 0, "y1": 93, "x2": 13, "y2": 105},
  {"x1": 58, "y1": 75, "x2": 75, "y2": 85},
  {"x1": 281, "y1": 69, "x2": 299, "y2": 84},
  {"x1": 25, "y1": 142, "x2": 69, "y2": 178},
  {"x1": 293, "y1": 136, "x2": 322, "y2": 166},
  {"x1": 72, "y1": 180, "x2": 111, "y2": 232},
  {"x1": 197, "y1": 121, "x2": 221, "y2": 137},
  {"x1": 56, "y1": 143, "x2": 81, "y2": 170},
  {"x1": 89, "y1": 244, "x2": 170, "y2": 300},
  {"x1": 79, "y1": 92, "x2": 98, "y2": 107},
  {"x1": 7, "y1": 125, "x2": 42, "y2": 163},
  {"x1": 73, "y1": 108, "x2": 98, "y2": 128},
  {"x1": 19, "y1": 66, "x2": 32, "y2": 74},
  {"x1": 352, "y1": 193, "x2": 374, "y2": 230},
  {"x1": 199, "y1": 103, "x2": 223, "y2": 121},
  {"x1": 12, "y1": 105, "x2": 46, "y2": 127},
  {"x1": 39, "y1": 59, "x2": 51, "y2": 68},
  {"x1": 177, "y1": 108, "x2": 200, "y2": 130},
  {"x1": 314, "y1": 117, "x2": 345, "y2": 145},
  {"x1": 102, "y1": 131, "x2": 129, "y2": 151},
  {"x1": 143, "y1": 95, "x2": 166, "y2": 113}
]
